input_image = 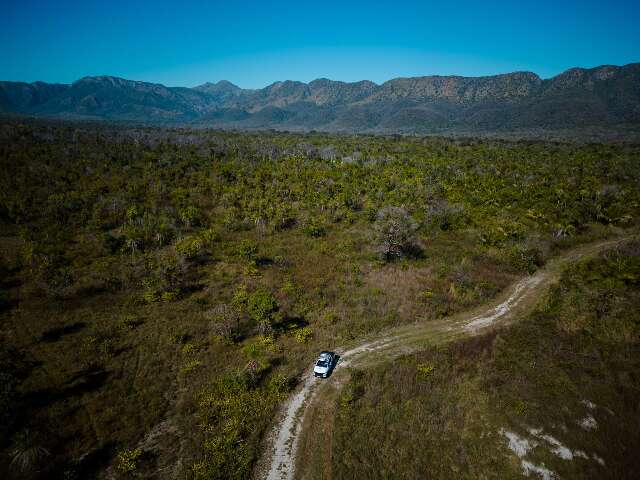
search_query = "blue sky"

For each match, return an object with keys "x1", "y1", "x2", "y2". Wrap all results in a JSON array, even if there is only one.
[{"x1": 1, "y1": 0, "x2": 638, "y2": 88}]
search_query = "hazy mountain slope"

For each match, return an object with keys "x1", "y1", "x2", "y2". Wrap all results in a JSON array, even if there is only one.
[
  {"x1": 1, "y1": 63, "x2": 638, "y2": 134},
  {"x1": 32, "y1": 76, "x2": 216, "y2": 121},
  {"x1": 192, "y1": 80, "x2": 245, "y2": 104},
  {"x1": 368, "y1": 71, "x2": 542, "y2": 104},
  {"x1": 0, "y1": 81, "x2": 69, "y2": 113}
]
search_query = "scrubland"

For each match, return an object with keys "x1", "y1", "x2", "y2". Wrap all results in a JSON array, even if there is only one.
[{"x1": 0, "y1": 119, "x2": 638, "y2": 479}]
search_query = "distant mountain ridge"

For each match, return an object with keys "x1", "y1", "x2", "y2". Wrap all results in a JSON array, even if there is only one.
[{"x1": 1, "y1": 63, "x2": 639, "y2": 135}]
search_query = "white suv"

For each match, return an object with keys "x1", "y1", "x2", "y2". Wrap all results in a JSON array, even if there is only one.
[{"x1": 313, "y1": 351, "x2": 335, "y2": 378}]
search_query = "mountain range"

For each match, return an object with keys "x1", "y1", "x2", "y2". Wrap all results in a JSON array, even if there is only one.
[{"x1": 1, "y1": 63, "x2": 639, "y2": 135}]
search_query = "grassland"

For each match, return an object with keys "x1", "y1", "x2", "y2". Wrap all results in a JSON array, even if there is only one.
[{"x1": 0, "y1": 119, "x2": 639, "y2": 479}]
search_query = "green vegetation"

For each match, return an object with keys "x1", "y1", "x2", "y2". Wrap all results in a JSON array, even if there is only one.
[
  {"x1": 116, "y1": 447, "x2": 143, "y2": 473},
  {"x1": 0, "y1": 118, "x2": 639, "y2": 478},
  {"x1": 301, "y1": 241, "x2": 640, "y2": 479}
]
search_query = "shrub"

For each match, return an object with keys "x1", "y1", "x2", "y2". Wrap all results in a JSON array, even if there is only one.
[
  {"x1": 243, "y1": 260, "x2": 260, "y2": 277},
  {"x1": 293, "y1": 326, "x2": 313, "y2": 343},
  {"x1": 273, "y1": 210, "x2": 297, "y2": 231},
  {"x1": 417, "y1": 363, "x2": 435, "y2": 377},
  {"x1": 479, "y1": 220, "x2": 526, "y2": 247},
  {"x1": 125, "y1": 206, "x2": 139, "y2": 224},
  {"x1": 116, "y1": 447, "x2": 142, "y2": 473},
  {"x1": 170, "y1": 332, "x2": 187, "y2": 344},
  {"x1": 260, "y1": 334, "x2": 280, "y2": 352},
  {"x1": 179, "y1": 205, "x2": 202, "y2": 228},
  {"x1": 513, "y1": 399, "x2": 527, "y2": 416},
  {"x1": 303, "y1": 217, "x2": 326, "y2": 237},
  {"x1": 181, "y1": 359, "x2": 203, "y2": 375},
  {"x1": 141, "y1": 284, "x2": 160, "y2": 303},
  {"x1": 426, "y1": 199, "x2": 465, "y2": 230},
  {"x1": 199, "y1": 228, "x2": 219, "y2": 247},
  {"x1": 417, "y1": 289, "x2": 434, "y2": 303},
  {"x1": 231, "y1": 285, "x2": 249, "y2": 310},
  {"x1": 235, "y1": 239, "x2": 258, "y2": 260},
  {"x1": 181, "y1": 343, "x2": 198, "y2": 356},
  {"x1": 117, "y1": 315, "x2": 138, "y2": 331},
  {"x1": 160, "y1": 290, "x2": 179, "y2": 302},
  {"x1": 281, "y1": 279, "x2": 299, "y2": 298},
  {"x1": 247, "y1": 289, "x2": 279, "y2": 327},
  {"x1": 222, "y1": 208, "x2": 248, "y2": 231},
  {"x1": 508, "y1": 246, "x2": 544, "y2": 273},
  {"x1": 175, "y1": 235, "x2": 203, "y2": 258}
]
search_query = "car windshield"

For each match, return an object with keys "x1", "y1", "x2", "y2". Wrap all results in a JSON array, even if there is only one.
[{"x1": 316, "y1": 360, "x2": 328, "y2": 367}]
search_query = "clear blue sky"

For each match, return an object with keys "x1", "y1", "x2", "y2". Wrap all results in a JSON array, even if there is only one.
[{"x1": 1, "y1": 0, "x2": 638, "y2": 88}]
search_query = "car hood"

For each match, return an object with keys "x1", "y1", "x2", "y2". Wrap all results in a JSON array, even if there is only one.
[{"x1": 314, "y1": 365, "x2": 328, "y2": 373}]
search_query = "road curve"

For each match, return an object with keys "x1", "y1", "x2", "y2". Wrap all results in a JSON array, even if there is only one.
[{"x1": 259, "y1": 235, "x2": 631, "y2": 480}]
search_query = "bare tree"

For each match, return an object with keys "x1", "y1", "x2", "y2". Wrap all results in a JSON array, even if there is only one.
[
  {"x1": 320, "y1": 145, "x2": 337, "y2": 161},
  {"x1": 372, "y1": 206, "x2": 419, "y2": 260},
  {"x1": 205, "y1": 304, "x2": 241, "y2": 341},
  {"x1": 426, "y1": 198, "x2": 464, "y2": 230}
]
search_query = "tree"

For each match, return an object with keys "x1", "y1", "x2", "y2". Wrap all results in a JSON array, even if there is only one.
[
  {"x1": 142, "y1": 251, "x2": 187, "y2": 302},
  {"x1": 247, "y1": 289, "x2": 279, "y2": 334},
  {"x1": 373, "y1": 206, "x2": 419, "y2": 260}
]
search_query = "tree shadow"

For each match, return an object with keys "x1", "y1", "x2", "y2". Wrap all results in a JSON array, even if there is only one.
[
  {"x1": 27, "y1": 367, "x2": 109, "y2": 408},
  {"x1": 0, "y1": 289, "x2": 16, "y2": 314},
  {"x1": 274, "y1": 315, "x2": 308, "y2": 333},
  {"x1": 73, "y1": 283, "x2": 110, "y2": 297},
  {"x1": 255, "y1": 255, "x2": 274, "y2": 267},
  {"x1": 0, "y1": 277, "x2": 21, "y2": 289},
  {"x1": 41, "y1": 322, "x2": 87, "y2": 343},
  {"x1": 50, "y1": 442, "x2": 117, "y2": 479},
  {"x1": 112, "y1": 345, "x2": 132, "y2": 357},
  {"x1": 190, "y1": 254, "x2": 216, "y2": 267},
  {"x1": 182, "y1": 283, "x2": 207, "y2": 295},
  {"x1": 404, "y1": 243, "x2": 426, "y2": 259},
  {"x1": 60, "y1": 367, "x2": 110, "y2": 399}
]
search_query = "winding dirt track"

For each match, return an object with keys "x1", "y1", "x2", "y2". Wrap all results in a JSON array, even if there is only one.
[{"x1": 258, "y1": 235, "x2": 631, "y2": 480}]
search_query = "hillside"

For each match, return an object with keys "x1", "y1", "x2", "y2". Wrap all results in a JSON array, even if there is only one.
[{"x1": 1, "y1": 63, "x2": 639, "y2": 137}]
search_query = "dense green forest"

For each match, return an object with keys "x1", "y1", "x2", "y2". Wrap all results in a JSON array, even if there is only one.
[{"x1": 1, "y1": 119, "x2": 639, "y2": 479}]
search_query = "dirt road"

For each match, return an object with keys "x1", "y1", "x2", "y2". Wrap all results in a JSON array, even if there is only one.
[{"x1": 259, "y1": 235, "x2": 630, "y2": 480}]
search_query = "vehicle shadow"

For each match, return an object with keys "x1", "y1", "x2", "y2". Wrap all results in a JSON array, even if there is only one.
[{"x1": 329, "y1": 354, "x2": 340, "y2": 376}]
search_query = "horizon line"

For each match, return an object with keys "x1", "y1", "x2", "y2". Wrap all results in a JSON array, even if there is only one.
[{"x1": 3, "y1": 61, "x2": 638, "y2": 90}]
